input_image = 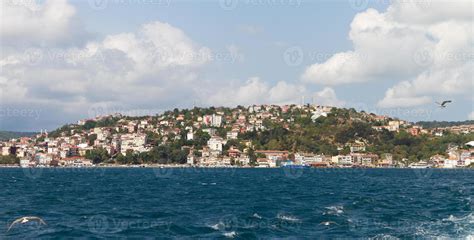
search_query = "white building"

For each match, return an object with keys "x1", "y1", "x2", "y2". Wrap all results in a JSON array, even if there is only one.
[
  {"x1": 295, "y1": 153, "x2": 325, "y2": 165},
  {"x1": 332, "y1": 155, "x2": 353, "y2": 165},
  {"x1": 207, "y1": 136, "x2": 226, "y2": 153},
  {"x1": 226, "y1": 131, "x2": 238, "y2": 140},
  {"x1": 120, "y1": 134, "x2": 147, "y2": 154},
  {"x1": 187, "y1": 131, "x2": 194, "y2": 141},
  {"x1": 20, "y1": 159, "x2": 30, "y2": 168},
  {"x1": 186, "y1": 153, "x2": 195, "y2": 165},
  {"x1": 444, "y1": 159, "x2": 458, "y2": 168},
  {"x1": 311, "y1": 109, "x2": 328, "y2": 121}
]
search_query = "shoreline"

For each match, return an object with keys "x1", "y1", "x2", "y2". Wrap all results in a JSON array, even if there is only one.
[{"x1": 0, "y1": 165, "x2": 472, "y2": 169}]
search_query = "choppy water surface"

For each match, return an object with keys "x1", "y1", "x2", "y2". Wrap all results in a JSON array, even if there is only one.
[{"x1": 0, "y1": 168, "x2": 473, "y2": 239}]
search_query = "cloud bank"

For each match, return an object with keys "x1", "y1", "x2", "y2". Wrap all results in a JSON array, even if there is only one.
[{"x1": 301, "y1": 0, "x2": 473, "y2": 109}]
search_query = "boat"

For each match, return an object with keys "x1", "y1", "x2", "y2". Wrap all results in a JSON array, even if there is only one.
[{"x1": 408, "y1": 161, "x2": 431, "y2": 168}]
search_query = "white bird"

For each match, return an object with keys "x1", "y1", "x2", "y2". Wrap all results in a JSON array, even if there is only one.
[{"x1": 7, "y1": 216, "x2": 46, "y2": 232}]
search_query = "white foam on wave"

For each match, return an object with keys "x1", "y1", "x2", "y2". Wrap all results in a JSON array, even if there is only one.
[
  {"x1": 442, "y1": 213, "x2": 474, "y2": 223},
  {"x1": 201, "y1": 182, "x2": 217, "y2": 186},
  {"x1": 208, "y1": 221, "x2": 227, "y2": 231},
  {"x1": 369, "y1": 234, "x2": 400, "y2": 240},
  {"x1": 252, "y1": 213, "x2": 262, "y2": 219},
  {"x1": 417, "y1": 213, "x2": 474, "y2": 239},
  {"x1": 277, "y1": 213, "x2": 300, "y2": 222},
  {"x1": 223, "y1": 231, "x2": 236, "y2": 238},
  {"x1": 323, "y1": 205, "x2": 344, "y2": 216},
  {"x1": 209, "y1": 223, "x2": 221, "y2": 230}
]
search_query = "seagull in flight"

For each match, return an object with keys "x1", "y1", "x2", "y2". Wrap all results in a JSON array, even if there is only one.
[
  {"x1": 436, "y1": 100, "x2": 452, "y2": 108},
  {"x1": 7, "y1": 216, "x2": 46, "y2": 232}
]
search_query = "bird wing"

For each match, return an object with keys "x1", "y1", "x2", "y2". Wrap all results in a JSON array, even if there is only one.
[
  {"x1": 7, "y1": 218, "x2": 24, "y2": 232},
  {"x1": 27, "y1": 216, "x2": 46, "y2": 225}
]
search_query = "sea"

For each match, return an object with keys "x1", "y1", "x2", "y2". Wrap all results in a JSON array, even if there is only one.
[{"x1": 0, "y1": 167, "x2": 473, "y2": 239}]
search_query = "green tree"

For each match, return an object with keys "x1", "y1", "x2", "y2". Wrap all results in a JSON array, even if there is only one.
[{"x1": 85, "y1": 148, "x2": 110, "y2": 164}]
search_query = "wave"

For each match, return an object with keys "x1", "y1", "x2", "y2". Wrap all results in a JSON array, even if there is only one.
[
  {"x1": 369, "y1": 234, "x2": 400, "y2": 240},
  {"x1": 323, "y1": 205, "x2": 344, "y2": 216},
  {"x1": 252, "y1": 213, "x2": 262, "y2": 219},
  {"x1": 277, "y1": 213, "x2": 300, "y2": 222},
  {"x1": 223, "y1": 231, "x2": 236, "y2": 238},
  {"x1": 209, "y1": 223, "x2": 222, "y2": 230},
  {"x1": 200, "y1": 182, "x2": 217, "y2": 186},
  {"x1": 442, "y1": 213, "x2": 474, "y2": 223}
]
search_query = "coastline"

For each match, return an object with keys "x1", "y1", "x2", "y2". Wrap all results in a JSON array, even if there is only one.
[{"x1": 1, "y1": 164, "x2": 471, "y2": 169}]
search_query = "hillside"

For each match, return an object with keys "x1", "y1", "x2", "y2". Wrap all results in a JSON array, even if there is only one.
[{"x1": 40, "y1": 105, "x2": 473, "y2": 165}]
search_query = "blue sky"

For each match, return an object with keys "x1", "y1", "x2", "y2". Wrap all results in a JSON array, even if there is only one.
[{"x1": 0, "y1": 0, "x2": 472, "y2": 131}]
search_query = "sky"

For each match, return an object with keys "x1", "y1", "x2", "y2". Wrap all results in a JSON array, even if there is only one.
[{"x1": 0, "y1": 0, "x2": 473, "y2": 131}]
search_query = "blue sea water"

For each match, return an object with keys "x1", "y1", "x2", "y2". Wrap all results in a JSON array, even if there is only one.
[{"x1": 0, "y1": 168, "x2": 473, "y2": 239}]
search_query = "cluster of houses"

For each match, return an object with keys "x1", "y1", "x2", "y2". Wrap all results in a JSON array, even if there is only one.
[
  {"x1": 1, "y1": 104, "x2": 473, "y2": 168},
  {"x1": 411, "y1": 145, "x2": 474, "y2": 169}
]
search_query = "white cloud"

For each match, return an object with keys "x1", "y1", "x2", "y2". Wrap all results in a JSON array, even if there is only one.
[
  {"x1": 377, "y1": 81, "x2": 431, "y2": 108},
  {"x1": 205, "y1": 77, "x2": 306, "y2": 106},
  {"x1": 469, "y1": 112, "x2": 474, "y2": 120},
  {"x1": 313, "y1": 87, "x2": 345, "y2": 107},
  {"x1": 0, "y1": 1, "x2": 308, "y2": 129},
  {"x1": 204, "y1": 78, "x2": 345, "y2": 108},
  {"x1": 0, "y1": 1, "x2": 212, "y2": 119},
  {"x1": 301, "y1": 1, "x2": 473, "y2": 108},
  {"x1": 0, "y1": 0, "x2": 86, "y2": 47}
]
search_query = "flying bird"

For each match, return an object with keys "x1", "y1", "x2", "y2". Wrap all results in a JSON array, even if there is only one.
[
  {"x1": 7, "y1": 216, "x2": 46, "y2": 232},
  {"x1": 436, "y1": 100, "x2": 452, "y2": 108}
]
